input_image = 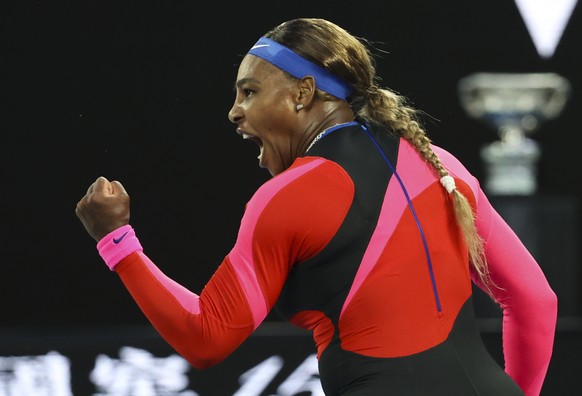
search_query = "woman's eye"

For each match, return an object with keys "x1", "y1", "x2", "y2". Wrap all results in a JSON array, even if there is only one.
[{"x1": 243, "y1": 88, "x2": 255, "y2": 97}]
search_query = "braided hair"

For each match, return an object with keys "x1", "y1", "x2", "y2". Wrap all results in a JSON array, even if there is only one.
[{"x1": 265, "y1": 18, "x2": 492, "y2": 290}]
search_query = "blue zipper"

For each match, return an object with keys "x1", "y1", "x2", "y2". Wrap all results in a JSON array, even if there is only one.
[{"x1": 360, "y1": 124, "x2": 443, "y2": 314}]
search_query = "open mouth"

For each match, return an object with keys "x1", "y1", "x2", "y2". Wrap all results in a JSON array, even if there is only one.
[{"x1": 238, "y1": 129, "x2": 263, "y2": 147}]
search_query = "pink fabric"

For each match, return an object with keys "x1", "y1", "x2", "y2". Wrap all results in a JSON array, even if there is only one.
[
  {"x1": 341, "y1": 141, "x2": 437, "y2": 317},
  {"x1": 97, "y1": 225, "x2": 143, "y2": 271},
  {"x1": 135, "y1": 251, "x2": 201, "y2": 315},
  {"x1": 431, "y1": 145, "x2": 480, "y2": 197},
  {"x1": 229, "y1": 158, "x2": 326, "y2": 329},
  {"x1": 474, "y1": 189, "x2": 557, "y2": 396},
  {"x1": 99, "y1": 227, "x2": 201, "y2": 314},
  {"x1": 434, "y1": 144, "x2": 557, "y2": 396}
]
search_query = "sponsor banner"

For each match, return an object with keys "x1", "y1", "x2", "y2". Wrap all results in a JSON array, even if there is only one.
[{"x1": 0, "y1": 324, "x2": 323, "y2": 396}]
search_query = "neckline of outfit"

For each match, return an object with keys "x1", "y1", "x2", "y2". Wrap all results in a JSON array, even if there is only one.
[{"x1": 305, "y1": 121, "x2": 359, "y2": 153}]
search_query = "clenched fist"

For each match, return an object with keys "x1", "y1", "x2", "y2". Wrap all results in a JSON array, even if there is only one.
[{"x1": 76, "y1": 176, "x2": 131, "y2": 242}]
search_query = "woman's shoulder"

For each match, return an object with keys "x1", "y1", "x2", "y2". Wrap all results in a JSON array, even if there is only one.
[
  {"x1": 248, "y1": 157, "x2": 354, "y2": 212},
  {"x1": 264, "y1": 156, "x2": 351, "y2": 191},
  {"x1": 430, "y1": 143, "x2": 482, "y2": 197}
]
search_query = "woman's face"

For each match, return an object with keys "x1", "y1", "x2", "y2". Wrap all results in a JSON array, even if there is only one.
[{"x1": 228, "y1": 55, "x2": 301, "y2": 176}]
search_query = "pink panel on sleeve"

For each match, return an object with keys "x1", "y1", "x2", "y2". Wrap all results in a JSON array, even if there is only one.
[
  {"x1": 229, "y1": 158, "x2": 326, "y2": 328},
  {"x1": 134, "y1": 251, "x2": 201, "y2": 315}
]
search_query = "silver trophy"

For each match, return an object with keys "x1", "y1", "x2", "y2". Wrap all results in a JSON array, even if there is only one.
[{"x1": 458, "y1": 72, "x2": 571, "y2": 195}]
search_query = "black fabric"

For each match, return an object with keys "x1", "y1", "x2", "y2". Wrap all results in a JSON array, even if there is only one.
[
  {"x1": 274, "y1": 123, "x2": 523, "y2": 395},
  {"x1": 319, "y1": 297, "x2": 524, "y2": 396},
  {"x1": 275, "y1": 123, "x2": 399, "y2": 324}
]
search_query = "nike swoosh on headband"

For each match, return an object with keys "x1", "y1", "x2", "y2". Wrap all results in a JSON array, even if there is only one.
[
  {"x1": 250, "y1": 44, "x2": 270, "y2": 50},
  {"x1": 247, "y1": 37, "x2": 354, "y2": 101}
]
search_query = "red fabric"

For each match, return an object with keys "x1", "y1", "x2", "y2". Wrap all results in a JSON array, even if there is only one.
[
  {"x1": 109, "y1": 147, "x2": 556, "y2": 395},
  {"x1": 116, "y1": 252, "x2": 254, "y2": 368},
  {"x1": 339, "y1": 184, "x2": 472, "y2": 357},
  {"x1": 473, "y1": 188, "x2": 558, "y2": 396},
  {"x1": 113, "y1": 158, "x2": 352, "y2": 368}
]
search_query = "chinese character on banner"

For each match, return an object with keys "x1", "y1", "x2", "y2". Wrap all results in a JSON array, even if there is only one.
[
  {"x1": 276, "y1": 354, "x2": 324, "y2": 396},
  {"x1": 233, "y1": 354, "x2": 324, "y2": 396},
  {"x1": 0, "y1": 351, "x2": 73, "y2": 396},
  {"x1": 90, "y1": 346, "x2": 198, "y2": 396}
]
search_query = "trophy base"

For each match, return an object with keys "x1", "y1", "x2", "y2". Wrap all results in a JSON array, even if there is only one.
[{"x1": 480, "y1": 137, "x2": 540, "y2": 196}]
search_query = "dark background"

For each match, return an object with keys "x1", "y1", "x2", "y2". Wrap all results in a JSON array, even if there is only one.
[
  {"x1": 1, "y1": 0, "x2": 580, "y2": 332},
  {"x1": 1, "y1": 1, "x2": 581, "y2": 394}
]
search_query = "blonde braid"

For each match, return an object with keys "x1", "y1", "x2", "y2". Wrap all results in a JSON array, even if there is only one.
[
  {"x1": 267, "y1": 18, "x2": 494, "y2": 291},
  {"x1": 359, "y1": 86, "x2": 492, "y2": 291}
]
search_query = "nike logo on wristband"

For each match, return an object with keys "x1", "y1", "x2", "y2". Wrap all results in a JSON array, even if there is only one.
[{"x1": 113, "y1": 231, "x2": 129, "y2": 244}]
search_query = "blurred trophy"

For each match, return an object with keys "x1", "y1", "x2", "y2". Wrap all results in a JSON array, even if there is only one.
[{"x1": 458, "y1": 72, "x2": 571, "y2": 195}]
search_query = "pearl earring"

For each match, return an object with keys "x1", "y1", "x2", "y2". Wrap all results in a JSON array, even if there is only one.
[{"x1": 296, "y1": 104, "x2": 304, "y2": 111}]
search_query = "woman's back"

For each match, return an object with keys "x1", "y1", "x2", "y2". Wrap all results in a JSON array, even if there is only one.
[{"x1": 271, "y1": 122, "x2": 524, "y2": 395}]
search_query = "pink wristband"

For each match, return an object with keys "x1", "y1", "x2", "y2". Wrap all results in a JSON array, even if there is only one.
[{"x1": 96, "y1": 225, "x2": 143, "y2": 271}]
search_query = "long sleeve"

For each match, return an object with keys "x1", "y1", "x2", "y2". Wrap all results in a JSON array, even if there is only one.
[
  {"x1": 96, "y1": 226, "x2": 254, "y2": 369},
  {"x1": 115, "y1": 251, "x2": 257, "y2": 369},
  {"x1": 102, "y1": 157, "x2": 348, "y2": 370},
  {"x1": 473, "y1": 188, "x2": 558, "y2": 396}
]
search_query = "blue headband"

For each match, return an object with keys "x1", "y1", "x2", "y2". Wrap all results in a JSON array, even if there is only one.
[{"x1": 247, "y1": 37, "x2": 354, "y2": 101}]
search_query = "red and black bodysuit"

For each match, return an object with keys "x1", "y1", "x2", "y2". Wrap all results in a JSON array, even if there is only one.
[{"x1": 103, "y1": 122, "x2": 557, "y2": 395}]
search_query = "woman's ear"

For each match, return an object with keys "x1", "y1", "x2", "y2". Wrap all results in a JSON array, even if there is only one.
[{"x1": 296, "y1": 76, "x2": 316, "y2": 105}]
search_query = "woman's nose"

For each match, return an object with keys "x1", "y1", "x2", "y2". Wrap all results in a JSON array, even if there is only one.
[{"x1": 228, "y1": 102, "x2": 242, "y2": 124}]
